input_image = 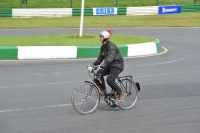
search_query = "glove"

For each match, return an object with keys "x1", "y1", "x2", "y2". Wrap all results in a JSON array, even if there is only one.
[
  {"x1": 87, "y1": 64, "x2": 93, "y2": 68},
  {"x1": 100, "y1": 64, "x2": 107, "y2": 69}
]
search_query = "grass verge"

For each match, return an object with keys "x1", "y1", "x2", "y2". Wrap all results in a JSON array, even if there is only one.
[
  {"x1": 0, "y1": 34, "x2": 156, "y2": 46},
  {"x1": 0, "y1": 13, "x2": 199, "y2": 29}
]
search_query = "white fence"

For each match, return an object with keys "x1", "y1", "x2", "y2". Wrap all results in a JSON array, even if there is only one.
[
  {"x1": 126, "y1": 6, "x2": 158, "y2": 16},
  {"x1": 12, "y1": 6, "x2": 159, "y2": 18},
  {"x1": 12, "y1": 8, "x2": 72, "y2": 18}
]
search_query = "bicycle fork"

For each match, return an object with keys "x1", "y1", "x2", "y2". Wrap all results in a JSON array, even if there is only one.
[{"x1": 84, "y1": 83, "x2": 95, "y2": 99}]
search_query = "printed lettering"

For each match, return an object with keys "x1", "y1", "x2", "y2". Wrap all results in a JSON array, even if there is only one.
[
  {"x1": 95, "y1": 8, "x2": 116, "y2": 15},
  {"x1": 107, "y1": 8, "x2": 110, "y2": 14},
  {"x1": 162, "y1": 7, "x2": 177, "y2": 13},
  {"x1": 100, "y1": 8, "x2": 104, "y2": 14},
  {"x1": 96, "y1": 8, "x2": 100, "y2": 14},
  {"x1": 111, "y1": 8, "x2": 114, "y2": 14}
]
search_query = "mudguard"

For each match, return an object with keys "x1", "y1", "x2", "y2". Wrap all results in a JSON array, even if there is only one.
[{"x1": 136, "y1": 82, "x2": 140, "y2": 92}]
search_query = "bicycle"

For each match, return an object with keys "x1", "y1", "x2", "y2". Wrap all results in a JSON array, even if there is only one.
[{"x1": 71, "y1": 65, "x2": 140, "y2": 115}]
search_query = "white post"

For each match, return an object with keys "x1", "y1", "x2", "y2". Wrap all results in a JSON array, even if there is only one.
[{"x1": 79, "y1": 0, "x2": 85, "y2": 37}]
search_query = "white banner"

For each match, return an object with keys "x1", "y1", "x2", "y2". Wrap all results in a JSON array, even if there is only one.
[
  {"x1": 127, "y1": 6, "x2": 158, "y2": 16},
  {"x1": 93, "y1": 8, "x2": 117, "y2": 15},
  {"x1": 12, "y1": 8, "x2": 72, "y2": 18}
]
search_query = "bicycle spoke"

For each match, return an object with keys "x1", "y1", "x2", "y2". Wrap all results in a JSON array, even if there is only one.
[
  {"x1": 74, "y1": 99, "x2": 85, "y2": 106},
  {"x1": 117, "y1": 79, "x2": 138, "y2": 110},
  {"x1": 78, "y1": 100, "x2": 86, "y2": 112},
  {"x1": 71, "y1": 82, "x2": 99, "y2": 114}
]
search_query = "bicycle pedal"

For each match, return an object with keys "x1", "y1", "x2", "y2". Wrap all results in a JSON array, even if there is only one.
[{"x1": 110, "y1": 98, "x2": 120, "y2": 106}]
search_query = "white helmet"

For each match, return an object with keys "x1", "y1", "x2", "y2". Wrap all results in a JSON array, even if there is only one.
[{"x1": 99, "y1": 30, "x2": 110, "y2": 39}]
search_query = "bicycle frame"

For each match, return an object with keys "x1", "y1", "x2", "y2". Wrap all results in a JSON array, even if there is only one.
[
  {"x1": 83, "y1": 66, "x2": 101, "y2": 97},
  {"x1": 71, "y1": 65, "x2": 139, "y2": 114},
  {"x1": 83, "y1": 81, "x2": 99, "y2": 97},
  {"x1": 117, "y1": 76, "x2": 133, "y2": 95},
  {"x1": 87, "y1": 65, "x2": 134, "y2": 97}
]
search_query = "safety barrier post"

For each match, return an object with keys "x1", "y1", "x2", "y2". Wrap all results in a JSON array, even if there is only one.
[
  {"x1": 20, "y1": 0, "x2": 28, "y2": 8},
  {"x1": 20, "y1": 0, "x2": 22, "y2": 8},
  {"x1": 115, "y1": 0, "x2": 118, "y2": 7},
  {"x1": 156, "y1": 0, "x2": 159, "y2": 6}
]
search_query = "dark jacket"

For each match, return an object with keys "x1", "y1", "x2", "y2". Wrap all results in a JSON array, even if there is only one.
[{"x1": 93, "y1": 41, "x2": 124, "y2": 70}]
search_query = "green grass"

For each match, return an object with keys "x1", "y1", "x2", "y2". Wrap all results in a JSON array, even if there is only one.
[
  {"x1": 0, "y1": 12, "x2": 199, "y2": 47},
  {"x1": 0, "y1": 13, "x2": 199, "y2": 29},
  {"x1": 0, "y1": 0, "x2": 199, "y2": 8},
  {"x1": 0, "y1": 34, "x2": 156, "y2": 46},
  {"x1": 1, "y1": 1, "x2": 199, "y2": 47}
]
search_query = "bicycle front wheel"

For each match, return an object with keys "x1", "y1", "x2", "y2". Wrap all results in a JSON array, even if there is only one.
[
  {"x1": 117, "y1": 79, "x2": 138, "y2": 110},
  {"x1": 71, "y1": 82, "x2": 100, "y2": 114}
]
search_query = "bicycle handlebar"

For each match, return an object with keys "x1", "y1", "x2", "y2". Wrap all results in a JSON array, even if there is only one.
[
  {"x1": 87, "y1": 65, "x2": 100, "y2": 73},
  {"x1": 87, "y1": 65, "x2": 105, "y2": 77}
]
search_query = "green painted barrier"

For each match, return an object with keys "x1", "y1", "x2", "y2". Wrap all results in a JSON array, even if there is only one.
[
  {"x1": 77, "y1": 45, "x2": 128, "y2": 58},
  {"x1": 0, "y1": 40, "x2": 161, "y2": 60},
  {"x1": 117, "y1": 7, "x2": 127, "y2": 15},
  {"x1": 155, "y1": 39, "x2": 162, "y2": 53},
  {"x1": 181, "y1": 4, "x2": 200, "y2": 12},
  {"x1": 72, "y1": 8, "x2": 93, "y2": 16},
  {"x1": 0, "y1": 47, "x2": 18, "y2": 60},
  {"x1": 77, "y1": 46, "x2": 100, "y2": 58},
  {"x1": 0, "y1": 8, "x2": 12, "y2": 17},
  {"x1": 118, "y1": 45, "x2": 128, "y2": 57}
]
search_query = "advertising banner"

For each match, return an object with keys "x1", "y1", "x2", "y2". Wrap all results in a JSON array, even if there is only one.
[
  {"x1": 127, "y1": 6, "x2": 158, "y2": 16},
  {"x1": 93, "y1": 8, "x2": 117, "y2": 15},
  {"x1": 158, "y1": 6, "x2": 181, "y2": 14}
]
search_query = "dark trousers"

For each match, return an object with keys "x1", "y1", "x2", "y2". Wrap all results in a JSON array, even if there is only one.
[{"x1": 97, "y1": 66, "x2": 122, "y2": 95}]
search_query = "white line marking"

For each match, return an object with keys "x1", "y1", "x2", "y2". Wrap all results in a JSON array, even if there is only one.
[
  {"x1": 0, "y1": 108, "x2": 23, "y2": 113},
  {"x1": 136, "y1": 70, "x2": 200, "y2": 78},
  {"x1": 0, "y1": 81, "x2": 82, "y2": 89},
  {"x1": 0, "y1": 104, "x2": 72, "y2": 114},
  {"x1": 125, "y1": 57, "x2": 184, "y2": 69},
  {"x1": 138, "y1": 58, "x2": 184, "y2": 67},
  {"x1": 0, "y1": 100, "x2": 107, "y2": 114},
  {"x1": 0, "y1": 71, "x2": 83, "y2": 80}
]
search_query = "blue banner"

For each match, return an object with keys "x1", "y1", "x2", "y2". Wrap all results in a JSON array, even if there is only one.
[{"x1": 158, "y1": 6, "x2": 181, "y2": 14}]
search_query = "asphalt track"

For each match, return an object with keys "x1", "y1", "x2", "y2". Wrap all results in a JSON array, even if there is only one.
[{"x1": 0, "y1": 28, "x2": 200, "y2": 133}]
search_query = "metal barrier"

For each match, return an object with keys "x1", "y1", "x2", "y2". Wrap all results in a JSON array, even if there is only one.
[{"x1": 1, "y1": 4, "x2": 199, "y2": 18}]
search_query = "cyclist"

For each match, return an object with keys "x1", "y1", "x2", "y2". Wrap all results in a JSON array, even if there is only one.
[{"x1": 92, "y1": 30, "x2": 126, "y2": 103}]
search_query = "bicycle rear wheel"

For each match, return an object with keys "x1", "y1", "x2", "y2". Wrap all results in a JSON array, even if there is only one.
[
  {"x1": 117, "y1": 79, "x2": 138, "y2": 110},
  {"x1": 71, "y1": 82, "x2": 100, "y2": 114}
]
